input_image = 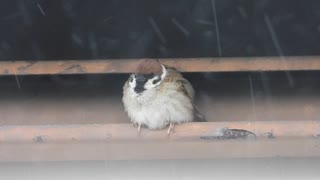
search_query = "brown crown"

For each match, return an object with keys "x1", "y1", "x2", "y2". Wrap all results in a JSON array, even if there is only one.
[{"x1": 135, "y1": 59, "x2": 163, "y2": 75}]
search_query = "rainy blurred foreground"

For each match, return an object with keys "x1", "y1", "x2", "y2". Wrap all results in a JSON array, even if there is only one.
[{"x1": 1, "y1": 158, "x2": 320, "y2": 180}]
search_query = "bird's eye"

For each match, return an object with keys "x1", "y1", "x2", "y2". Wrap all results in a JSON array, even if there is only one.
[
  {"x1": 144, "y1": 73, "x2": 154, "y2": 79},
  {"x1": 152, "y1": 77, "x2": 161, "y2": 84}
]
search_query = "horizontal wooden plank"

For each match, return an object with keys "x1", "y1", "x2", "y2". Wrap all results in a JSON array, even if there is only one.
[
  {"x1": 1, "y1": 138, "x2": 320, "y2": 162},
  {"x1": 1, "y1": 121, "x2": 320, "y2": 161},
  {"x1": 1, "y1": 121, "x2": 319, "y2": 143},
  {"x1": 0, "y1": 56, "x2": 320, "y2": 75}
]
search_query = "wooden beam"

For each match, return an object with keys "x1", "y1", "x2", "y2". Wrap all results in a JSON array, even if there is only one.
[
  {"x1": 1, "y1": 138, "x2": 320, "y2": 162},
  {"x1": 1, "y1": 121, "x2": 320, "y2": 162},
  {"x1": 1, "y1": 121, "x2": 319, "y2": 143},
  {"x1": 1, "y1": 56, "x2": 320, "y2": 75}
]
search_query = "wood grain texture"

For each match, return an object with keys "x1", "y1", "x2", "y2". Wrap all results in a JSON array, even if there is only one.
[
  {"x1": 1, "y1": 119, "x2": 320, "y2": 162},
  {"x1": 1, "y1": 121, "x2": 319, "y2": 143},
  {"x1": 1, "y1": 56, "x2": 320, "y2": 75},
  {"x1": 1, "y1": 138, "x2": 320, "y2": 162}
]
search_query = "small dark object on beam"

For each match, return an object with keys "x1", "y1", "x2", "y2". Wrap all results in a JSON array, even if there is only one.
[
  {"x1": 200, "y1": 127, "x2": 256, "y2": 140},
  {"x1": 266, "y1": 132, "x2": 276, "y2": 139},
  {"x1": 32, "y1": 135, "x2": 48, "y2": 143}
]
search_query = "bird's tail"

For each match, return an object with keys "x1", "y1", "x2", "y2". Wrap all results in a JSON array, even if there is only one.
[{"x1": 193, "y1": 104, "x2": 207, "y2": 122}]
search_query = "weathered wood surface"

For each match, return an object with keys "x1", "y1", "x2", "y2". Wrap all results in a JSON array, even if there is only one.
[
  {"x1": 1, "y1": 121, "x2": 319, "y2": 143},
  {"x1": 1, "y1": 138, "x2": 320, "y2": 162},
  {"x1": 1, "y1": 56, "x2": 320, "y2": 75},
  {"x1": 1, "y1": 121, "x2": 320, "y2": 162}
]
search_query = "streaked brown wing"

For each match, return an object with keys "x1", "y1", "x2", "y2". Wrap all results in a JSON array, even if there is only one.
[
  {"x1": 176, "y1": 79, "x2": 192, "y2": 99},
  {"x1": 176, "y1": 79, "x2": 207, "y2": 122}
]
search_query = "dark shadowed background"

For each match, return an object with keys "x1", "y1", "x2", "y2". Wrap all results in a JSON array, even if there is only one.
[
  {"x1": 0, "y1": 0, "x2": 320, "y2": 60},
  {"x1": 0, "y1": 0, "x2": 320, "y2": 125}
]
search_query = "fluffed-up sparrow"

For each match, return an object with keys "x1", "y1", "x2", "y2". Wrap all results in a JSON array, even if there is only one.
[{"x1": 122, "y1": 59, "x2": 206, "y2": 135}]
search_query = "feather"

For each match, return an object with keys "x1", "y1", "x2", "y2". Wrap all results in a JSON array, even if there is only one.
[
  {"x1": 174, "y1": 76, "x2": 207, "y2": 122},
  {"x1": 193, "y1": 104, "x2": 207, "y2": 122}
]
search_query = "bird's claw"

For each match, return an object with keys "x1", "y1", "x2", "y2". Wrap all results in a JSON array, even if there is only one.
[
  {"x1": 137, "y1": 124, "x2": 141, "y2": 135},
  {"x1": 167, "y1": 123, "x2": 175, "y2": 135}
]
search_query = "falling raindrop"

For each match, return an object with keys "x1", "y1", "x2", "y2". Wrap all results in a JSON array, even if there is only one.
[
  {"x1": 264, "y1": 14, "x2": 295, "y2": 87},
  {"x1": 14, "y1": 74, "x2": 21, "y2": 89},
  {"x1": 171, "y1": 18, "x2": 190, "y2": 37},
  {"x1": 248, "y1": 75, "x2": 257, "y2": 121},
  {"x1": 211, "y1": 0, "x2": 222, "y2": 56},
  {"x1": 148, "y1": 16, "x2": 167, "y2": 44},
  {"x1": 37, "y1": 3, "x2": 46, "y2": 16}
]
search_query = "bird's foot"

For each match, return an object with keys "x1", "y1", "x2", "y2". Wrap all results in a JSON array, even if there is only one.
[
  {"x1": 137, "y1": 124, "x2": 142, "y2": 135},
  {"x1": 167, "y1": 123, "x2": 175, "y2": 135}
]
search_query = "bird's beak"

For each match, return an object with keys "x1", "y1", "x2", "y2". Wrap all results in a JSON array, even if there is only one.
[
  {"x1": 135, "y1": 74, "x2": 147, "y2": 83},
  {"x1": 134, "y1": 74, "x2": 147, "y2": 93}
]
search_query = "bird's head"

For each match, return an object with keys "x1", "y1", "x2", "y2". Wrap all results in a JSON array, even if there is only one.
[{"x1": 128, "y1": 59, "x2": 167, "y2": 94}]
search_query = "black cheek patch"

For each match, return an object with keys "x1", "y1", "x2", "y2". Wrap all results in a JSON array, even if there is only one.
[
  {"x1": 152, "y1": 77, "x2": 161, "y2": 84},
  {"x1": 134, "y1": 86, "x2": 146, "y2": 93}
]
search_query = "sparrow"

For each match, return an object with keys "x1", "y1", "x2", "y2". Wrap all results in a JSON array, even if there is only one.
[{"x1": 122, "y1": 59, "x2": 206, "y2": 135}]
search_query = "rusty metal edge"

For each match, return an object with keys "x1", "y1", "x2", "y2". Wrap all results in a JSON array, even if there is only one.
[
  {"x1": 1, "y1": 56, "x2": 320, "y2": 75},
  {"x1": 1, "y1": 121, "x2": 320, "y2": 143}
]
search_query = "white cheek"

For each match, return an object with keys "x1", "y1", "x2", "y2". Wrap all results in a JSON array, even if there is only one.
[
  {"x1": 144, "y1": 81, "x2": 153, "y2": 90},
  {"x1": 144, "y1": 65, "x2": 167, "y2": 90},
  {"x1": 144, "y1": 78, "x2": 161, "y2": 90}
]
